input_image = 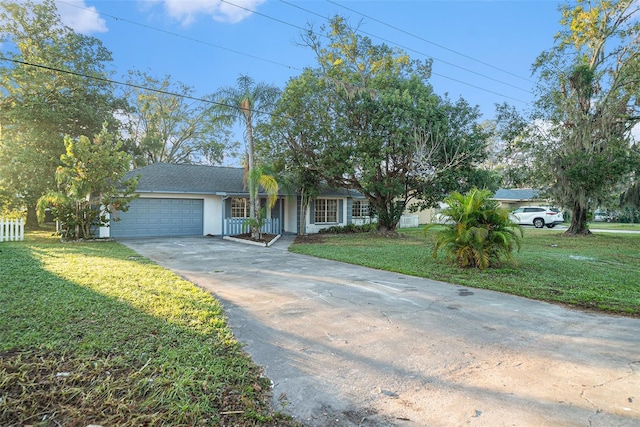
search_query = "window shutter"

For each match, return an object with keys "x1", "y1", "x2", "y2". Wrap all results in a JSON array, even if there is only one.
[
  {"x1": 339, "y1": 199, "x2": 344, "y2": 223},
  {"x1": 310, "y1": 199, "x2": 315, "y2": 224}
]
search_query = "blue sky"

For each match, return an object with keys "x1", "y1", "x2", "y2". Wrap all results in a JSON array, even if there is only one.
[{"x1": 53, "y1": 0, "x2": 563, "y2": 122}]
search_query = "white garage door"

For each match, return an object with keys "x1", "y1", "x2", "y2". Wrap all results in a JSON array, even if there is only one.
[{"x1": 110, "y1": 198, "x2": 203, "y2": 238}]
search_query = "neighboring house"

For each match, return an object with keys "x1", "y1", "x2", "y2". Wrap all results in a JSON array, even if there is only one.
[
  {"x1": 491, "y1": 188, "x2": 547, "y2": 210},
  {"x1": 100, "y1": 163, "x2": 372, "y2": 238},
  {"x1": 428, "y1": 188, "x2": 549, "y2": 224}
]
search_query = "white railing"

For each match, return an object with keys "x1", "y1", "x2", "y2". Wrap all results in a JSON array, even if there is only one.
[
  {"x1": 0, "y1": 218, "x2": 24, "y2": 242},
  {"x1": 399, "y1": 215, "x2": 419, "y2": 229},
  {"x1": 224, "y1": 217, "x2": 281, "y2": 236}
]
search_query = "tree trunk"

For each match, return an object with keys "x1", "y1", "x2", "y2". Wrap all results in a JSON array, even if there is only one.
[
  {"x1": 564, "y1": 202, "x2": 591, "y2": 236},
  {"x1": 299, "y1": 190, "x2": 307, "y2": 236},
  {"x1": 25, "y1": 204, "x2": 40, "y2": 230},
  {"x1": 375, "y1": 198, "x2": 403, "y2": 232},
  {"x1": 243, "y1": 104, "x2": 261, "y2": 241}
]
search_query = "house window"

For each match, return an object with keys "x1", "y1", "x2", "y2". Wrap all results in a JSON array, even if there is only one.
[
  {"x1": 231, "y1": 198, "x2": 249, "y2": 218},
  {"x1": 352, "y1": 200, "x2": 370, "y2": 218},
  {"x1": 315, "y1": 199, "x2": 338, "y2": 223}
]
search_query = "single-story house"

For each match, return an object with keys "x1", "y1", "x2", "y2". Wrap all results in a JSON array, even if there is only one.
[
  {"x1": 427, "y1": 188, "x2": 549, "y2": 224},
  {"x1": 99, "y1": 163, "x2": 374, "y2": 239},
  {"x1": 491, "y1": 188, "x2": 547, "y2": 210}
]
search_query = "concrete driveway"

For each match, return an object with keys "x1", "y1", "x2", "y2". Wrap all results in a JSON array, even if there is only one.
[{"x1": 121, "y1": 235, "x2": 640, "y2": 427}]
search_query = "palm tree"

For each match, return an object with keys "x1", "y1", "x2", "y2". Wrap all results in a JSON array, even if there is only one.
[
  {"x1": 217, "y1": 75, "x2": 281, "y2": 239},
  {"x1": 425, "y1": 188, "x2": 523, "y2": 270}
]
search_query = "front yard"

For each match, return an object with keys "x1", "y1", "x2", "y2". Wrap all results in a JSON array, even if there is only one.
[
  {"x1": 290, "y1": 227, "x2": 640, "y2": 316},
  {"x1": 0, "y1": 231, "x2": 296, "y2": 426}
]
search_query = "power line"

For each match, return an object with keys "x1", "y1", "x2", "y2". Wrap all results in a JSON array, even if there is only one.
[
  {"x1": 59, "y1": 0, "x2": 529, "y2": 104},
  {"x1": 326, "y1": 0, "x2": 536, "y2": 85},
  {"x1": 3, "y1": 55, "x2": 517, "y2": 142},
  {"x1": 221, "y1": 0, "x2": 528, "y2": 103},
  {"x1": 56, "y1": 0, "x2": 301, "y2": 73},
  {"x1": 0, "y1": 56, "x2": 287, "y2": 120},
  {"x1": 280, "y1": 0, "x2": 532, "y2": 96}
]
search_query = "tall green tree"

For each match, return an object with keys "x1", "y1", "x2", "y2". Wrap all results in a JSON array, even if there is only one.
[
  {"x1": 528, "y1": 0, "x2": 640, "y2": 235},
  {"x1": 0, "y1": 0, "x2": 119, "y2": 228},
  {"x1": 122, "y1": 71, "x2": 232, "y2": 167},
  {"x1": 269, "y1": 17, "x2": 489, "y2": 232},
  {"x1": 38, "y1": 126, "x2": 138, "y2": 240},
  {"x1": 216, "y1": 75, "x2": 280, "y2": 239}
]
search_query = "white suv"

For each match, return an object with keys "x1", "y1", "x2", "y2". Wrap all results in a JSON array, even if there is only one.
[{"x1": 510, "y1": 206, "x2": 564, "y2": 228}]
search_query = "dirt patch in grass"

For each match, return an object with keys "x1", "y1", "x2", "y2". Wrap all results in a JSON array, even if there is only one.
[
  {"x1": 0, "y1": 350, "x2": 297, "y2": 427},
  {"x1": 293, "y1": 234, "x2": 325, "y2": 244}
]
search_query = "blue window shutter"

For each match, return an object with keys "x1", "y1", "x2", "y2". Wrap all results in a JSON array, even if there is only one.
[
  {"x1": 310, "y1": 199, "x2": 315, "y2": 224},
  {"x1": 346, "y1": 199, "x2": 353, "y2": 224},
  {"x1": 339, "y1": 199, "x2": 344, "y2": 223}
]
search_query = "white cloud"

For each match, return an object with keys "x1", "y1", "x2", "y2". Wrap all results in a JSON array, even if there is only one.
[
  {"x1": 55, "y1": 0, "x2": 107, "y2": 34},
  {"x1": 161, "y1": 0, "x2": 266, "y2": 26}
]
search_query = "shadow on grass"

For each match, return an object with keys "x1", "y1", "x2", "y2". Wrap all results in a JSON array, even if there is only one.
[{"x1": 0, "y1": 238, "x2": 298, "y2": 427}]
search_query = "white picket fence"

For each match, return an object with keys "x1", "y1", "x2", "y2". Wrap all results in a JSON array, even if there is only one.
[
  {"x1": 398, "y1": 215, "x2": 420, "y2": 229},
  {"x1": 0, "y1": 218, "x2": 25, "y2": 242}
]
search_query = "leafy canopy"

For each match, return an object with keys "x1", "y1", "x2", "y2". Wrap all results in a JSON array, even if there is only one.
[
  {"x1": 0, "y1": 0, "x2": 119, "y2": 227},
  {"x1": 527, "y1": 0, "x2": 640, "y2": 235},
  {"x1": 121, "y1": 71, "x2": 232, "y2": 167},
  {"x1": 268, "y1": 16, "x2": 490, "y2": 232},
  {"x1": 38, "y1": 127, "x2": 138, "y2": 240}
]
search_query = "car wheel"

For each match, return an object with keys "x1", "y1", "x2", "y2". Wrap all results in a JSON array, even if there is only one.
[
  {"x1": 546, "y1": 224, "x2": 555, "y2": 228},
  {"x1": 533, "y1": 218, "x2": 545, "y2": 228}
]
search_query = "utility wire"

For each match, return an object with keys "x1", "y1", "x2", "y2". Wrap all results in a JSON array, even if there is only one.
[
  {"x1": 0, "y1": 56, "x2": 291, "y2": 120},
  {"x1": 327, "y1": 0, "x2": 536, "y2": 85},
  {"x1": 280, "y1": 0, "x2": 532, "y2": 95},
  {"x1": 222, "y1": 0, "x2": 528, "y2": 103},
  {"x1": 56, "y1": 0, "x2": 301, "y2": 73},
  {"x1": 58, "y1": 0, "x2": 529, "y2": 103}
]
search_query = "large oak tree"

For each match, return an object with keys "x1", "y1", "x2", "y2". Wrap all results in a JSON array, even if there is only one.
[
  {"x1": 0, "y1": 0, "x2": 120, "y2": 228},
  {"x1": 121, "y1": 71, "x2": 232, "y2": 167},
  {"x1": 268, "y1": 17, "x2": 491, "y2": 231},
  {"x1": 529, "y1": 0, "x2": 640, "y2": 235}
]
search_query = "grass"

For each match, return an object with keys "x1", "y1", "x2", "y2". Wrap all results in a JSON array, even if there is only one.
[
  {"x1": 290, "y1": 226, "x2": 640, "y2": 316},
  {"x1": 0, "y1": 230, "x2": 297, "y2": 427},
  {"x1": 587, "y1": 222, "x2": 640, "y2": 230}
]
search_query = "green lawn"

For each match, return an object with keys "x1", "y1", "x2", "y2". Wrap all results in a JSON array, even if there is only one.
[
  {"x1": 290, "y1": 227, "x2": 640, "y2": 316},
  {"x1": 0, "y1": 231, "x2": 296, "y2": 426},
  {"x1": 587, "y1": 222, "x2": 640, "y2": 230}
]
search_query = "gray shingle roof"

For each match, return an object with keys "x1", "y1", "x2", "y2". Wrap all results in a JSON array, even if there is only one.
[
  {"x1": 126, "y1": 163, "x2": 247, "y2": 194},
  {"x1": 126, "y1": 163, "x2": 369, "y2": 198},
  {"x1": 492, "y1": 188, "x2": 541, "y2": 201}
]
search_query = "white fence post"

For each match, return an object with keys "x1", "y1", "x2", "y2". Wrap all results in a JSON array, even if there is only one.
[{"x1": 0, "y1": 218, "x2": 25, "y2": 242}]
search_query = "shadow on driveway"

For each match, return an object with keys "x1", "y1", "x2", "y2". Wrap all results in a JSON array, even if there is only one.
[{"x1": 121, "y1": 236, "x2": 640, "y2": 427}]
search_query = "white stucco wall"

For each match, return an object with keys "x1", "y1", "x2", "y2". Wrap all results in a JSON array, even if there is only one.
[{"x1": 305, "y1": 197, "x2": 349, "y2": 234}]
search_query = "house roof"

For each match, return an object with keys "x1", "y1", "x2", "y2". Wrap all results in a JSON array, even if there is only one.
[
  {"x1": 126, "y1": 163, "x2": 247, "y2": 195},
  {"x1": 492, "y1": 188, "x2": 542, "y2": 201},
  {"x1": 126, "y1": 163, "x2": 366, "y2": 198}
]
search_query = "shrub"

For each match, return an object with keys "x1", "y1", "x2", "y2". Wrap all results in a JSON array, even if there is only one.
[
  {"x1": 424, "y1": 188, "x2": 523, "y2": 270},
  {"x1": 319, "y1": 223, "x2": 377, "y2": 234}
]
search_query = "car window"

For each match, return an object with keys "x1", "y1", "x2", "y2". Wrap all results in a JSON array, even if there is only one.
[{"x1": 512, "y1": 208, "x2": 524, "y2": 213}]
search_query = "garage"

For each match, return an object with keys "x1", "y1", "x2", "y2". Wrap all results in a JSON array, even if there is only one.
[{"x1": 110, "y1": 198, "x2": 204, "y2": 238}]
